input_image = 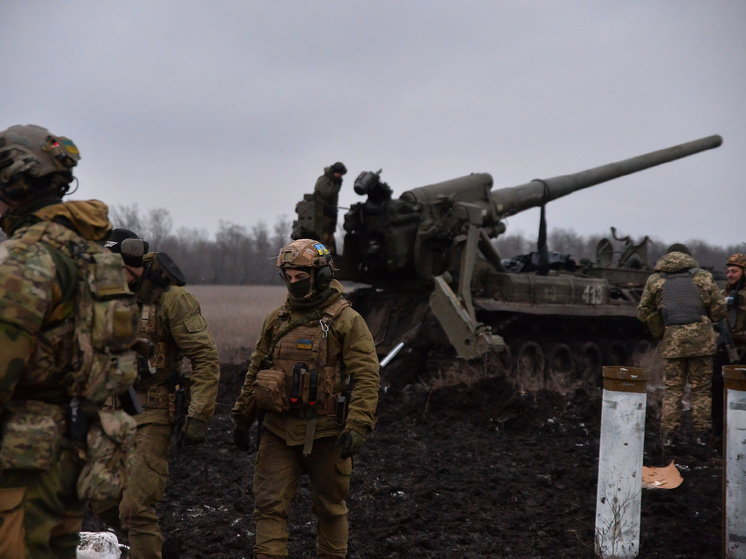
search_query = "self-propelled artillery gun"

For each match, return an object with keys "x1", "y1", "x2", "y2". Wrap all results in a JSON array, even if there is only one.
[{"x1": 292, "y1": 135, "x2": 722, "y2": 385}]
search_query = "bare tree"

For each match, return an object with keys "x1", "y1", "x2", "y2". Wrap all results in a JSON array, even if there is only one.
[
  {"x1": 87, "y1": 207, "x2": 746, "y2": 284},
  {"x1": 146, "y1": 208, "x2": 173, "y2": 251},
  {"x1": 109, "y1": 204, "x2": 144, "y2": 233}
]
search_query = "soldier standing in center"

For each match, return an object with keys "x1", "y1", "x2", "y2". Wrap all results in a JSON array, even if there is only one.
[
  {"x1": 93, "y1": 228, "x2": 221, "y2": 559},
  {"x1": 232, "y1": 239, "x2": 379, "y2": 559},
  {"x1": 313, "y1": 162, "x2": 347, "y2": 253},
  {"x1": 637, "y1": 243, "x2": 726, "y2": 461}
]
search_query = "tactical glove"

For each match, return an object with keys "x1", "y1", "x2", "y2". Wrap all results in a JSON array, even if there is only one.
[
  {"x1": 233, "y1": 422, "x2": 252, "y2": 452},
  {"x1": 231, "y1": 396, "x2": 258, "y2": 452},
  {"x1": 182, "y1": 417, "x2": 208, "y2": 445},
  {"x1": 335, "y1": 428, "x2": 367, "y2": 459}
]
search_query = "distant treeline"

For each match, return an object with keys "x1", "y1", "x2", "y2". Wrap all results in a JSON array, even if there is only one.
[
  {"x1": 1, "y1": 204, "x2": 742, "y2": 284},
  {"x1": 109, "y1": 205, "x2": 292, "y2": 285}
]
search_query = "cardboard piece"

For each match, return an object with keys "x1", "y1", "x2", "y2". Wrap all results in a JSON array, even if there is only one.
[{"x1": 642, "y1": 462, "x2": 683, "y2": 489}]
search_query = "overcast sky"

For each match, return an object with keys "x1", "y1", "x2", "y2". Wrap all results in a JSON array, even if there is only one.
[{"x1": 3, "y1": 1, "x2": 744, "y2": 249}]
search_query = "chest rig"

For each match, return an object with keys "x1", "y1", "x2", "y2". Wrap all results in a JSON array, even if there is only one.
[
  {"x1": 265, "y1": 298, "x2": 350, "y2": 416},
  {"x1": 139, "y1": 302, "x2": 182, "y2": 373}
]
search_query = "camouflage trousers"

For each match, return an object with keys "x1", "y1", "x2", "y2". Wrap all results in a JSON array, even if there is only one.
[
  {"x1": 93, "y1": 410, "x2": 172, "y2": 559},
  {"x1": 662, "y1": 355, "x2": 713, "y2": 436},
  {"x1": 253, "y1": 429, "x2": 352, "y2": 558},
  {"x1": 0, "y1": 448, "x2": 85, "y2": 559}
]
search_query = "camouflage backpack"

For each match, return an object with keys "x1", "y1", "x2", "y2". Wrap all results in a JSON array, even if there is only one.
[
  {"x1": 5, "y1": 220, "x2": 140, "y2": 401},
  {"x1": 1, "y1": 221, "x2": 139, "y2": 500}
]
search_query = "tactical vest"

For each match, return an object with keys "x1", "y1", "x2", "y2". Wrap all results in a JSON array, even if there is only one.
[
  {"x1": 139, "y1": 302, "x2": 183, "y2": 375},
  {"x1": 264, "y1": 298, "x2": 351, "y2": 416},
  {"x1": 14, "y1": 220, "x2": 139, "y2": 403},
  {"x1": 661, "y1": 268, "x2": 704, "y2": 326}
]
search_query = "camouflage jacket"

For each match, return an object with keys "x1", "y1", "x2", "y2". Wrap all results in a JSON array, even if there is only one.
[
  {"x1": 0, "y1": 199, "x2": 113, "y2": 406},
  {"x1": 137, "y1": 285, "x2": 220, "y2": 424},
  {"x1": 314, "y1": 167, "x2": 343, "y2": 216},
  {"x1": 232, "y1": 280, "x2": 380, "y2": 445},
  {"x1": 723, "y1": 284, "x2": 746, "y2": 348},
  {"x1": 638, "y1": 251, "x2": 727, "y2": 358}
]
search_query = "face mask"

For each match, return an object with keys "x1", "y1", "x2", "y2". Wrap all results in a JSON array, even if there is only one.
[{"x1": 286, "y1": 276, "x2": 312, "y2": 299}]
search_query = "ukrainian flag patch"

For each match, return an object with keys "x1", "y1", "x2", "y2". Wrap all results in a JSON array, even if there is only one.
[
  {"x1": 60, "y1": 138, "x2": 79, "y2": 155},
  {"x1": 297, "y1": 339, "x2": 313, "y2": 350}
]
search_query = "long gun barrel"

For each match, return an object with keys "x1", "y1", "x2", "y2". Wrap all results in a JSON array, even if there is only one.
[
  {"x1": 491, "y1": 134, "x2": 722, "y2": 218},
  {"x1": 335, "y1": 134, "x2": 723, "y2": 285}
]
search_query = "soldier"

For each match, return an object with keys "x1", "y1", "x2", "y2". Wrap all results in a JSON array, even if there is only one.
[
  {"x1": 232, "y1": 239, "x2": 379, "y2": 559},
  {"x1": 711, "y1": 253, "x2": 746, "y2": 443},
  {"x1": 314, "y1": 162, "x2": 347, "y2": 253},
  {"x1": 0, "y1": 125, "x2": 140, "y2": 558},
  {"x1": 92, "y1": 228, "x2": 220, "y2": 559},
  {"x1": 637, "y1": 243, "x2": 726, "y2": 460}
]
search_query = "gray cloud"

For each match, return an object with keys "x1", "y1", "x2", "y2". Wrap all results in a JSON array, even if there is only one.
[{"x1": 2, "y1": 0, "x2": 743, "y2": 247}]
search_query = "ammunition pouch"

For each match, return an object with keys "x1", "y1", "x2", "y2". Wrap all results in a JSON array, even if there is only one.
[
  {"x1": 135, "y1": 385, "x2": 171, "y2": 411},
  {"x1": 137, "y1": 354, "x2": 156, "y2": 382},
  {"x1": 335, "y1": 389, "x2": 351, "y2": 426},
  {"x1": 76, "y1": 409, "x2": 136, "y2": 503},
  {"x1": 254, "y1": 369, "x2": 289, "y2": 413},
  {"x1": 0, "y1": 400, "x2": 63, "y2": 471}
]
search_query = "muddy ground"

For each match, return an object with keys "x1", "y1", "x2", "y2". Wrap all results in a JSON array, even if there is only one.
[{"x1": 84, "y1": 361, "x2": 723, "y2": 558}]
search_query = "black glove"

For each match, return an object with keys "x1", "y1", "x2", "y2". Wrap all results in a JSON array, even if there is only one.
[
  {"x1": 335, "y1": 428, "x2": 366, "y2": 459},
  {"x1": 233, "y1": 424, "x2": 252, "y2": 452}
]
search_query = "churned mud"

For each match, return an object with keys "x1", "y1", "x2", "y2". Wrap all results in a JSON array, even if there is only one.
[{"x1": 84, "y1": 363, "x2": 723, "y2": 558}]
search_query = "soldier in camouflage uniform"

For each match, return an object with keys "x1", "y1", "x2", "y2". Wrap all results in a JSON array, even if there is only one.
[
  {"x1": 313, "y1": 162, "x2": 347, "y2": 253},
  {"x1": 232, "y1": 239, "x2": 379, "y2": 559},
  {"x1": 0, "y1": 125, "x2": 139, "y2": 558},
  {"x1": 637, "y1": 244, "x2": 726, "y2": 457},
  {"x1": 711, "y1": 253, "x2": 746, "y2": 441},
  {"x1": 93, "y1": 228, "x2": 221, "y2": 559}
]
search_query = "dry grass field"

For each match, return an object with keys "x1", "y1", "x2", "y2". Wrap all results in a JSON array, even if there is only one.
[{"x1": 186, "y1": 284, "x2": 287, "y2": 365}]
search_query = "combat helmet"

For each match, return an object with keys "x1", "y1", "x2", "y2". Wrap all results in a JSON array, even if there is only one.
[
  {"x1": 105, "y1": 228, "x2": 149, "y2": 267},
  {"x1": 0, "y1": 124, "x2": 81, "y2": 203},
  {"x1": 726, "y1": 253, "x2": 746, "y2": 270},
  {"x1": 331, "y1": 162, "x2": 347, "y2": 176},
  {"x1": 277, "y1": 238, "x2": 334, "y2": 296}
]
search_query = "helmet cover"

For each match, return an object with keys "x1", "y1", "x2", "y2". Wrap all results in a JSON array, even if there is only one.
[
  {"x1": 276, "y1": 239, "x2": 332, "y2": 269},
  {"x1": 726, "y1": 253, "x2": 746, "y2": 269}
]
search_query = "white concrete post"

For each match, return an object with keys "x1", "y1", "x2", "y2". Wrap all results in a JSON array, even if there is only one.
[
  {"x1": 723, "y1": 365, "x2": 746, "y2": 559},
  {"x1": 595, "y1": 366, "x2": 648, "y2": 559}
]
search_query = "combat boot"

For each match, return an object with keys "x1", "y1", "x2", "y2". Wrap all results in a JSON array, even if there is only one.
[
  {"x1": 692, "y1": 432, "x2": 714, "y2": 461},
  {"x1": 645, "y1": 433, "x2": 671, "y2": 468}
]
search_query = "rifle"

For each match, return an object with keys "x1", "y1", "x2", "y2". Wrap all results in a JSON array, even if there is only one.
[
  {"x1": 168, "y1": 370, "x2": 186, "y2": 458},
  {"x1": 716, "y1": 319, "x2": 740, "y2": 363}
]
